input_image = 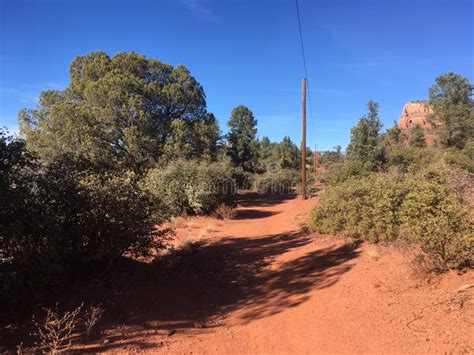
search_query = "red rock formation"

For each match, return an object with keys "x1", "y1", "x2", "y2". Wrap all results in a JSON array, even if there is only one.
[
  {"x1": 397, "y1": 101, "x2": 433, "y2": 131},
  {"x1": 397, "y1": 101, "x2": 438, "y2": 145}
]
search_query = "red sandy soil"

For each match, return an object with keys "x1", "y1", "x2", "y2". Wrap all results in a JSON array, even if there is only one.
[{"x1": 74, "y1": 193, "x2": 473, "y2": 353}]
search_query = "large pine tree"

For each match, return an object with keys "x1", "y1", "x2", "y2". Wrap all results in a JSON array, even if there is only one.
[
  {"x1": 346, "y1": 100, "x2": 385, "y2": 171},
  {"x1": 226, "y1": 105, "x2": 259, "y2": 172}
]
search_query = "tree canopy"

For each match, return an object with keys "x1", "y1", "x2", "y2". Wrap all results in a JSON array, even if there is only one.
[
  {"x1": 226, "y1": 105, "x2": 260, "y2": 172},
  {"x1": 19, "y1": 51, "x2": 218, "y2": 172},
  {"x1": 409, "y1": 124, "x2": 427, "y2": 148},
  {"x1": 428, "y1": 72, "x2": 473, "y2": 149},
  {"x1": 346, "y1": 100, "x2": 385, "y2": 171},
  {"x1": 259, "y1": 136, "x2": 300, "y2": 171}
]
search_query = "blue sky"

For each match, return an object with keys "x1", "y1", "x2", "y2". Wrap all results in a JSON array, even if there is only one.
[{"x1": 0, "y1": 0, "x2": 472, "y2": 150}]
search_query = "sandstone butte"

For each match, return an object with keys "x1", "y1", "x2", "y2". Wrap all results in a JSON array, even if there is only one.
[{"x1": 397, "y1": 101, "x2": 439, "y2": 144}]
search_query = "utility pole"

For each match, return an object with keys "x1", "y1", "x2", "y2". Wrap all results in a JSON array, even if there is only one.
[{"x1": 301, "y1": 78, "x2": 307, "y2": 200}]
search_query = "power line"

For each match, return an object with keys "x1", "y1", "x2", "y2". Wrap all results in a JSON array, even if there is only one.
[
  {"x1": 295, "y1": 0, "x2": 308, "y2": 79},
  {"x1": 295, "y1": 0, "x2": 315, "y2": 149}
]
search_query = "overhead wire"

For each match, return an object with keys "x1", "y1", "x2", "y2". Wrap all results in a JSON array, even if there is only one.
[{"x1": 295, "y1": 0, "x2": 315, "y2": 149}]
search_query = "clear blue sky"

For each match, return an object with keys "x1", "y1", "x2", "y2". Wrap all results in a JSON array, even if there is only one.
[{"x1": 1, "y1": 0, "x2": 472, "y2": 150}]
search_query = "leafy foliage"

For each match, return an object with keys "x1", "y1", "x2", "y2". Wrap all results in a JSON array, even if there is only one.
[
  {"x1": 384, "y1": 123, "x2": 405, "y2": 145},
  {"x1": 145, "y1": 159, "x2": 234, "y2": 217},
  {"x1": 346, "y1": 100, "x2": 385, "y2": 171},
  {"x1": 254, "y1": 169, "x2": 299, "y2": 194},
  {"x1": 408, "y1": 124, "x2": 427, "y2": 148},
  {"x1": 19, "y1": 51, "x2": 216, "y2": 172},
  {"x1": 318, "y1": 145, "x2": 343, "y2": 166},
  {"x1": 442, "y1": 144, "x2": 474, "y2": 173},
  {"x1": 259, "y1": 136, "x2": 300, "y2": 171},
  {"x1": 161, "y1": 113, "x2": 219, "y2": 163},
  {"x1": 226, "y1": 105, "x2": 260, "y2": 172},
  {"x1": 308, "y1": 169, "x2": 473, "y2": 267},
  {"x1": 400, "y1": 174, "x2": 473, "y2": 269},
  {"x1": 308, "y1": 174, "x2": 405, "y2": 242},
  {"x1": 428, "y1": 72, "x2": 473, "y2": 149},
  {"x1": 311, "y1": 76, "x2": 474, "y2": 270},
  {"x1": 0, "y1": 131, "x2": 164, "y2": 299}
]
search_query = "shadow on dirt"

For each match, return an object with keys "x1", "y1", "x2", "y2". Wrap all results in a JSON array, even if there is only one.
[
  {"x1": 71, "y1": 231, "x2": 360, "y2": 352},
  {"x1": 234, "y1": 192, "x2": 296, "y2": 208},
  {"x1": 234, "y1": 209, "x2": 280, "y2": 220},
  {"x1": 2, "y1": 193, "x2": 359, "y2": 353}
]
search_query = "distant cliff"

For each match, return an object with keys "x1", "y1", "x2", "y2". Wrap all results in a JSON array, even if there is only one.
[
  {"x1": 397, "y1": 101, "x2": 433, "y2": 131},
  {"x1": 397, "y1": 101, "x2": 438, "y2": 145}
]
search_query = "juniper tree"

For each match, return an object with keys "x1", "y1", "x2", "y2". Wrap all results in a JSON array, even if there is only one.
[
  {"x1": 428, "y1": 72, "x2": 474, "y2": 149},
  {"x1": 19, "y1": 51, "x2": 218, "y2": 173},
  {"x1": 346, "y1": 100, "x2": 385, "y2": 171},
  {"x1": 226, "y1": 105, "x2": 260, "y2": 172}
]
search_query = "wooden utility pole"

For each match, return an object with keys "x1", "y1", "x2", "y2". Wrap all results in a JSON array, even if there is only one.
[{"x1": 301, "y1": 78, "x2": 307, "y2": 200}]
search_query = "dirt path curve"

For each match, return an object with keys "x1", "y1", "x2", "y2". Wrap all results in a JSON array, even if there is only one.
[{"x1": 94, "y1": 193, "x2": 473, "y2": 354}]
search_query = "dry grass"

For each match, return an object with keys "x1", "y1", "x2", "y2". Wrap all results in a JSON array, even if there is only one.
[
  {"x1": 366, "y1": 245, "x2": 380, "y2": 261},
  {"x1": 32, "y1": 303, "x2": 83, "y2": 354},
  {"x1": 167, "y1": 216, "x2": 189, "y2": 229},
  {"x1": 84, "y1": 305, "x2": 104, "y2": 337},
  {"x1": 213, "y1": 203, "x2": 237, "y2": 220},
  {"x1": 394, "y1": 239, "x2": 444, "y2": 284}
]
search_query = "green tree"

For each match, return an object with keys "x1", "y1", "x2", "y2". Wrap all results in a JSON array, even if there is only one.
[
  {"x1": 259, "y1": 136, "x2": 300, "y2": 171},
  {"x1": 259, "y1": 136, "x2": 272, "y2": 160},
  {"x1": 319, "y1": 145, "x2": 343, "y2": 166},
  {"x1": 428, "y1": 72, "x2": 474, "y2": 149},
  {"x1": 226, "y1": 105, "x2": 259, "y2": 172},
  {"x1": 277, "y1": 136, "x2": 300, "y2": 170},
  {"x1": 346, "y1": 100, "x2": 385, "y2": 171},
  {"x1": 18, "y1": 51, "x2": 217, "y2": 172},
  {"x1": 384, "y1": 122, "x2": 404, "y2": 145},
  {"x1": 162, "y1": 113, "x2": 219, "y2": 162},
  {"x1": 409, "y1": 124, "x2": 427, "y2": 148}
]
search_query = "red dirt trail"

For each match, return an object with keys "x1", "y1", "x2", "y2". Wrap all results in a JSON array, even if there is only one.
[{"x1": 85, "y1": 193, "x2": 473, "y2": 354}]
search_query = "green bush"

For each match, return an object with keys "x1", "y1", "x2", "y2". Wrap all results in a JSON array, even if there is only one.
[
  {"x1": 384, "y1": 145, "x2": 437, "y2": 174},
  {"x1": 400, "y1": 178, "x2": 473, "y2": 268},
  {"x1": 1, "y1": 134, "x2": 164, "y2": 299},
  {"x1": 308, "y1": 163, "x2": 473, "y2": 269},
  {"x1": 145, "y1": 159, "x2": 233, "y2": 217},
  {"x1": 322, "y1": 160, "x2": 370, "y2": 185},
  {"x1": 231, "y1": 166, "x2": 255, "y2": 190},
  {"x1": 254, "y1": 169, "x2": 299, "y2": 194},
  {"x1": 443, "y1": 146, "x2": 474, "y2": 173},
  {"x1": 308, "y1": 174, "x2": 405, "y2": 242}
]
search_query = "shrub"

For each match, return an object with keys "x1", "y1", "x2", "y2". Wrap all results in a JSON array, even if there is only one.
[
  {"x1": 254, "y1": 169, "x2": 299, "y2": 194},
  {"x1": 84, "y1": 304, "x2": 105, "y2": 337},
  {"x1": 322, "y1": 159, "x2": 370, "y2": 185},
  {"x1": 384, "y1": 145, "x2": 437, "y2": 174},
  {"x1": 32, "y1": 303, "x2": 83, "y2": 354},
  {"x1": 308, "y1": 162, "x2": 474, "y2": 269},
  {"x1": 443, "y1": 146, "x2": 474, "y2": 173},
  {"x1": 214, "y1": 202, "x2": 237, "y2": 220},
  {"x1": 308, "y1": 174, "x2": 405, "y2": 242},
  {"x1": 32, "y1": 303, "x2": 105, "y2": 353},
  {"x1": 1, "y1": 134, "x2": 165, "y2": 301},
  {"x1": 145, "y1": 159, "x2": 234, "y2": 217},
  {"x1": 400, "y1": 178, "x2": 473, "y2": 269},
  {"x1": 231, "y1": 166, "x2": 255, "y2": 190}
]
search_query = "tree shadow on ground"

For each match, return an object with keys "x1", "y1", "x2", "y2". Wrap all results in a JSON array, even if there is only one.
[
  {"x1": 70, "y1": 231, "x2": 360, "y2": 352},
  {"x1": 234, "y1": 192, "x2": 296, "y2": 207},
  {"x1": 1, "y1": 192, "x2": 358, "y2": 352},
  {"x1": 234, "y1": 209, "x2": 280, "y2": 219}
]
